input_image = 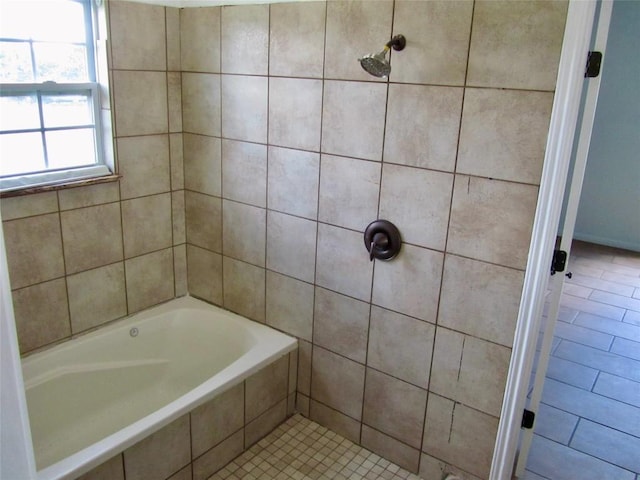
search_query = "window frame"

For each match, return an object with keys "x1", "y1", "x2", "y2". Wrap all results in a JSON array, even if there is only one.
[{"x1": 0, "y1": 0, "x2": 113, "y2": 194}]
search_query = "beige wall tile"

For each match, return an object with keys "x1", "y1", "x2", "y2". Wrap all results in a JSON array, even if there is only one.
[
  {"x1": 297, "y1": 340, "x2": 312, "y2": 396},
  {"x1": 324, "y1": 1, "x2": 393, "y2": 82},
  {"x1": 187, "y1": 245, "x2": 222, "y2": 305},
  {"x1": 457, "y1": 88, "x2": 554, "y2": 184},
  {"x1": 125, "y1": 248, "x2": 175, "y2": 313},
  {"x1": 372, "y1": 244, "x2": 443, "y2": 322},
  {"x1": 117, "y1": 135, "x2": 171, "y2": 200},
  {"x1": 184, "y1": 134, "x2": 222, "y2": 197},
  {"x1": 266, "y1": 211, "x2": 316, "y2": 283},
  {"x1": 124, "y1": 415, "x2": 190, "y2": 480},
  {"x1": 180, "y1": 7, "x2": 220, "y2": 73},
  {"x1": 311, "y1": 346, "x2": 365, "y2": 420},
  {"x1": 12, "y1": 279, "x2": 69, "y2": 353},
  {"x1": 61, "y1": 203, "x2": 123, "y2": 274},
  {"x1": 165, "y1": 7, "x2": 181, "y2": 71},
  {"x1": 383, "y1": 84, "x2": 463, "y2": 172},
  {"x1": 269, "y1": 78, "x2": 322, "y2": 152},
  {"x1": 430, "y1": 328, "x2": 511, "y2": 417},
  {"x1": 368, "y1": 306, "x2": 434, "y2": 388},
  {"x1": 361, "y1": 425, "x2": 420, "y2": 473},
  {"x1": 222, "y1": 257, "x2": 265, "y2": 322},
  {"x1": 313, "y1": 287, "x2": 369, "y2": 364},
  {"x1": 422, "y1": 393, "x2": 499, "y2": 479},
  {"x1": 391, "y1": 0, "x2": 473, "y2": 85},
  {"x1": 319, "y1": 155, "x2": 380, "y2": 231},
  {"x1": 379, "y1": 164, "x2": 453, "y2": 251},
  {"x1": 170, "y1": 133, "x2": 185, "y2": 191},
  {"x1": 182, "y1": 73, "x2": 221, "y2": 137},
  {"x1": 58, "y1": 183, "x2": 120, "y2": 211},
  {"x1": 221, "y1": 75, "x2": 267, "y2": 143},
  {"x1": 185, "y1": 191, "x2": 222, "y2": 253},
  {"x1": 192, "y1": 430, "x2": 243, "y2": 480},
  {"x1": 3, "y1": 213, "x2": 64, "y2": 289},
  {"x1": 222, "y1": 200, "x2": 265, "y2": 267},
  {"x1": 77, "y1": 454, "x2": 124, "y2": 480},
  {"x1": 67, "y1": 263, "x2": 127, "y2": 333},
  {"x1": 297, "y1": 394, "x2": 310, "y2": 417},
  {"x1": 420, "y1": 451, "x2": 484, "y2": 480},
  {"x1": 362, "y1": 369, "x2": 426, "y2": 448},
  {"x1": 245, "y1": 355, "x2": 289, "y2": 421},
  {"x1": 321, "y1": 81, "x2": 387, "y2": 161},
  {"x1": 167, "y1": 465, "x2": 191, "y2": 480},
  {"x1": 222, "y1": 140, "x2": 266, "y2": 207},
  {"x1": 113, "y1": 71, "x2": 167, "y2": 136},
  {"x1": 315, "y1": 224, "x2": 373, "y2": 302},
  {"x1": 267, "y1": 146, "x2": 319, "y2": 220},
  {"x1": 467, "y1": 0, "x2": 568, "y2": 90},
  {"x1": 269, "y1": 2, "x2": 326, "y2": 78},
  {"x1": 309, "y1": 400, "x2": 361, "y2": 444},
  {"x1": 1, "y1": 192, "x2": 57, "y2": 220},
  {"x1": 122, "y1": 193, "x2": 172, "y2": 258},
  {"x1": 109, "y1": 1, "x2": 166, "y2": 70},
  {"x1": 173, "y1": 244, "x2": 187, "y2": 297},
  {"x1": 245, "y1": 399, "x2": 287, "y2": 448},
  {"x1": 439, "y1": 255, "x2": 524, "y2": 347},
  {"x1": 288, "y1": 351, "x2": 298, "y2": 395},
  {"x1": 191, "y1": 383, "x2": 244, "y2": 458},
  {"x1": 167, "y1": 72, "x2": 182, "y2": 133},
  {"x1": 447, "y1": 175, "x2": 538, "y2": 270},
  {"x1": 221, "y1": 5, "x2": 269, "y2": 75},
  {"x1": 172, "y1": 190, "x2": 185, "y2": 244}
]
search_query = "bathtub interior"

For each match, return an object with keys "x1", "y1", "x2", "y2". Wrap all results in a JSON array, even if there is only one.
[{"x1": 21, "y1": 296, "x2": 298, "y2": 478}]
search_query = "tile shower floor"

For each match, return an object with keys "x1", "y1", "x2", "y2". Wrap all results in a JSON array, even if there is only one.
[
  {"x1": 210, "y1": 414, "x2": 423, "y2": 480},
  {"x1": 524, "y1": 241, "x2": 640, "y2": 480}
]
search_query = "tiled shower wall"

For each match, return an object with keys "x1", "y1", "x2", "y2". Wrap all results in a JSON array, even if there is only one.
[
  {"x1": 0, "y1": 0, "x2": 569, "y2": 479},
  {"x1": 0, "y1": 2, "x2": 186, "y2": 354},
  {"x1": 179, "y1": 1, "x2": 567, "y2": 479}
]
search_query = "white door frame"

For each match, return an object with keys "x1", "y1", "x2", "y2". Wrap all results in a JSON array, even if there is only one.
[
  {"x1": 490, "y1": 1, "x2": 599, "y2": 478},
  {"x1": 0, "y1": 210, "x2": 37, "y2": 479},
  {"x1": 514, "y1": 0, "x2": 613, "y2": 475}
]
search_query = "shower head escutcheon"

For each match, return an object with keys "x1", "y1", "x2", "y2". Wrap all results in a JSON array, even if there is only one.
[{"x1": 358, "y1": 34, "x2": 406, "y2": 78}]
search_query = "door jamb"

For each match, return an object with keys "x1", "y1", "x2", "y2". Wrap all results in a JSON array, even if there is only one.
[{"x1": 489, "y1": 1, "x2": 598, "y2": 478}]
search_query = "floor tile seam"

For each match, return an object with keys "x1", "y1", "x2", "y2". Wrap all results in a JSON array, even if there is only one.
[
  {"x1": 555, "y1": 336, "x2": 640, "y2": 361},
  {"x1": 530, "y1": 431, "x2": 634, "y2": 472},
  {"x1": 566, "y1": 433, "x2": 640, "y2": 475},
  {"x1": 569, "y1": 417, "x2": 640, "y2": 442},
  {"x1": 552, "y1": 326, "x2": 615, "y2": 351},
  {"x1": 550, "y1": 353, "x2": 640, "y2": 383},
  {"x1": 544, "y1": 374, "x2": 640, "y2": 406},
  {"x1": 566, "y1": 274, "x2": 639, "y2": 292},
  {"x1": 539, "y1": 391, "x2": 640, "y2": 438}
]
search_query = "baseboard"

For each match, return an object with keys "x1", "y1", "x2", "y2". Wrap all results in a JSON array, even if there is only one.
[{"x1": 572, "y1": 232, "x2": 640, "y2": 252}]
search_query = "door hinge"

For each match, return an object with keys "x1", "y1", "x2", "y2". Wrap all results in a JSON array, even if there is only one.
[
  {"x1": 585, "y1": 51, "x2": 602, "y2": 78},
  {"x1": 551, "y1": 249, "x2": 567, "y2": 275},
  {"x1": 522, "y1": 409, "x2": 536, "y2": 429}
]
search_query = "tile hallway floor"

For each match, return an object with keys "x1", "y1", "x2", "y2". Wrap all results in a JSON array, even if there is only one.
[
  {"x1": 524, "y1": 241, "x2": 640, "y2": 480},
  {"x1": 209, "y1": 414, "x2": 424, "y2": 480}
]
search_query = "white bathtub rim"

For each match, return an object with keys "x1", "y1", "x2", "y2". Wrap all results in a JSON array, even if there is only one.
[{"x1": 29, "y1": 296, "x2": 297, "y2": 480}]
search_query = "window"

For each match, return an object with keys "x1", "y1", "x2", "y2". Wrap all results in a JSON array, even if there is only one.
[{"x1": 0, "y1": 0, "x2": 111, "y2": 193}]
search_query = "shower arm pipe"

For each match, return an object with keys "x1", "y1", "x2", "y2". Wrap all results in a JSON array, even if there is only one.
[{"x1": 385, "y1": 35, "x2": 406, "y2": 51}]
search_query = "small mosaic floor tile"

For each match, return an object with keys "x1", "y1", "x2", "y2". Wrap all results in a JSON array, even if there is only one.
[{"x1": 209, "y1": 415, "x2": 424, "y2": 480}]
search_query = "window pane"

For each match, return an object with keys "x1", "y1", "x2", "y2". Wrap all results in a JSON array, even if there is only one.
[
  {"x1": 0, "y1": 41, "x2": 34, "y2": 82},
  {"x1": 46, "y1": 128, "x2": 95, "y2": 169},
  {"x1": 0, "y1": 95, "x2": 40, "y2": 132},
  {"x1": 0, "y1": 1, "x2": 87, "y2": 43},
  {"x1": 42, "y1": 94, "x2": 92, "y2": 128},
  {"x1": 34, "y1": 43, "x2": 89, "y2": 82},
  {"x1": 0, "y1": 132, "x2": 45, "y2": 176}
]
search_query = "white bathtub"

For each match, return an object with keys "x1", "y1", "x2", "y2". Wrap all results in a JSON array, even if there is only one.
[{"x1": 21, "y1": 296, "x2": 297, "y2": 480}]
